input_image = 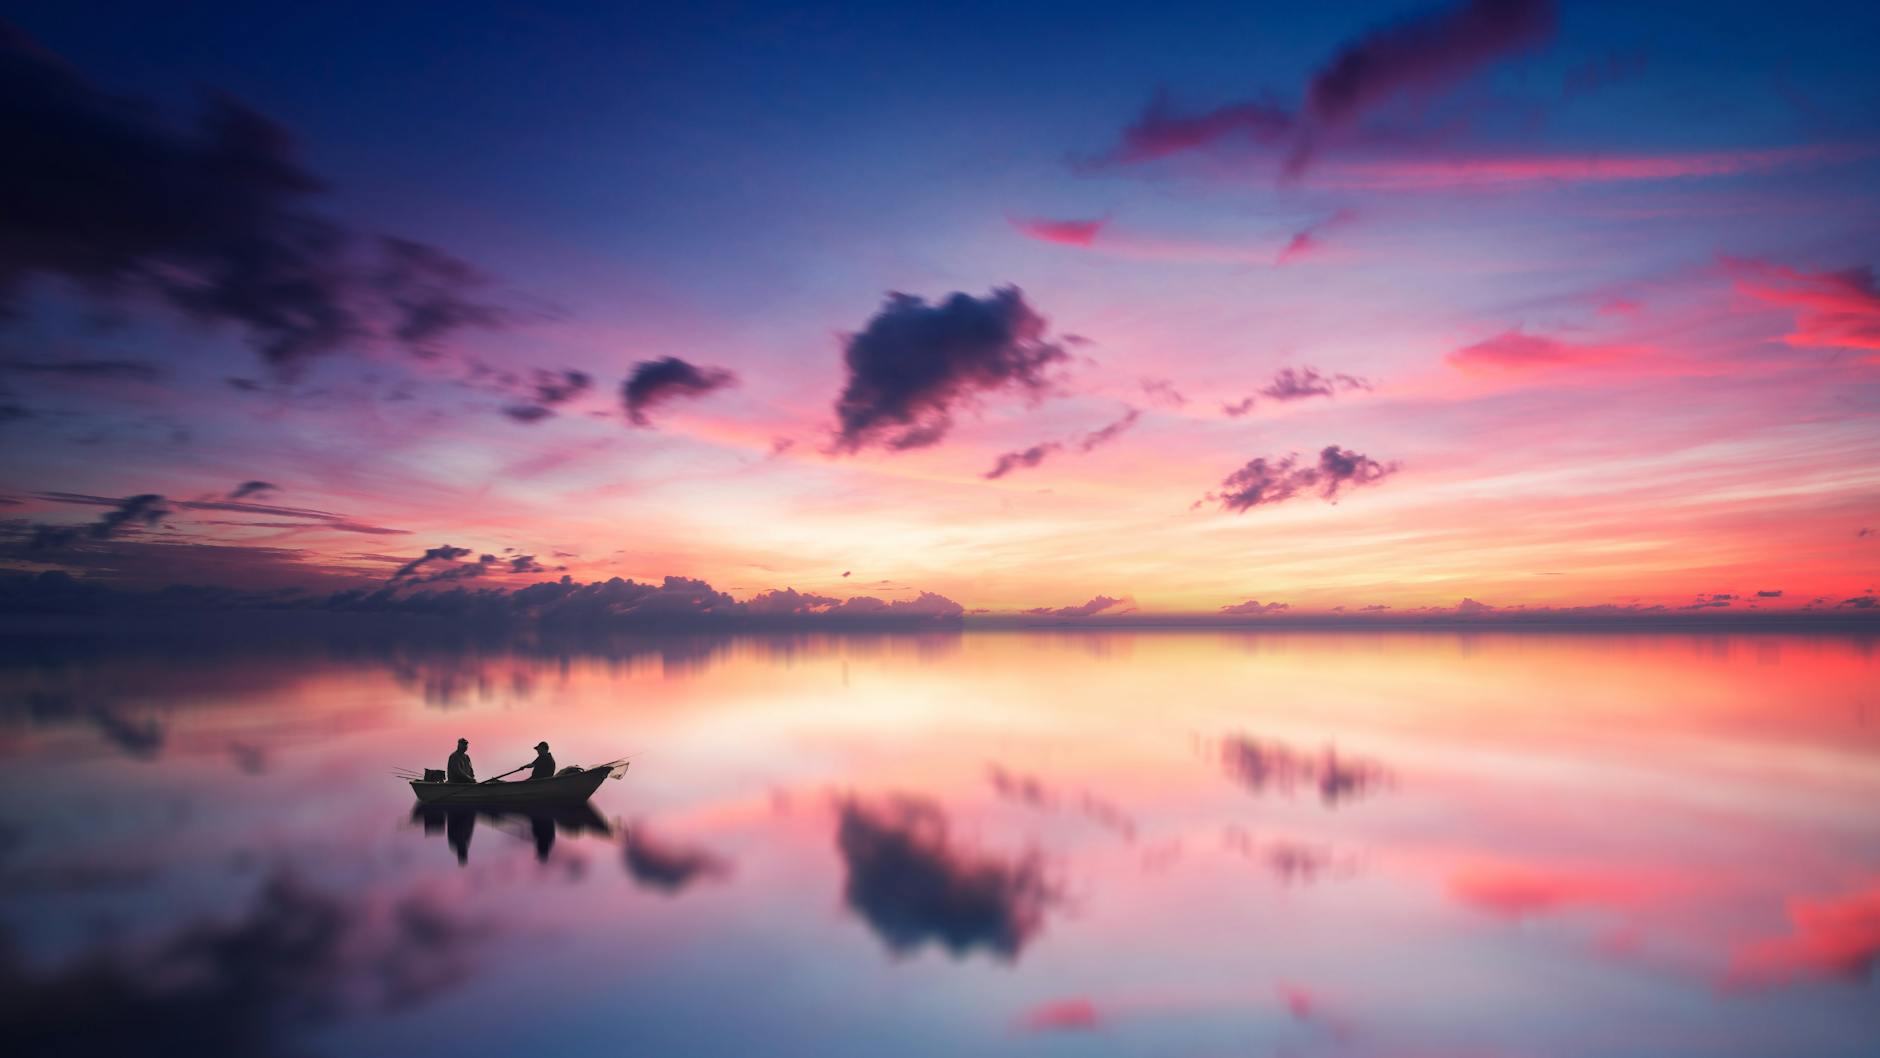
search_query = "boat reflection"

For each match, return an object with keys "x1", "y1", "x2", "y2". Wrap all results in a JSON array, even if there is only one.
[{"x1": 410, "y1": 802, "x2": 613, "y2": 865}]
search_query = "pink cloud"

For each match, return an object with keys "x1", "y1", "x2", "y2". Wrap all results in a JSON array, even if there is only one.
[
  {"x1": 1015, "y1": 997, "x2": 1101, "y2": 1032},
  {"x1": 1275, "y1": 209, "x2": 1357, "y2": 265},
  {"x1": 1726, "y1": 258, "x2": 1880, "y2": 356},
  {"x1": 1008, "y1": 216, "x2": 1107, "y2": 248},
  {"x1": 1447, "y1": 330, "x2": 1648, "y2": 373},
  {"x1": 1727, "y1": 883, "x2": 1880, "y2": 987}
]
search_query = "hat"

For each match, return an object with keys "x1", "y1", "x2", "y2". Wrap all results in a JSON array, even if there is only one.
[{"x1": 535, "y1": 741, "x2": 550, "y2": 750}]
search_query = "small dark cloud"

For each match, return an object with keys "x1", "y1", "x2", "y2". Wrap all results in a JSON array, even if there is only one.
[
  {"x1": 1100, "y1": 0, "x2": 1555, "y2": 176},
  {"x1": 1303, "y1": 0, "x2": 1555, "y2": 129},
  {"x1": 983, "y1": 409, "x2": 1139, "y2": 480},
  {"x1": 1220, "y1": 599, "x2": 1289, "y2": 616},
  {"x1": 1076, "y1": 408, "x2": 1140, "y2": 452},
  {"x1": 622, "y1": 357, "x2": 737, "y2": 427},
  {"x1": 502, "y1": 404, "x2": 553, "y2": 423},
  {"x1": 372, "y1": 236, "x2": 502, "y2": 355},
  {"x1": 391, "y1": 544, "x2": 474, "y2": 581},
  {"x1": 1259, "y1": 367, "x2": 1372, "y2": 402},
  {"x1": 1756, "y1": 590, "x2": 1783, "y2": 598},
  {"x1": 1105, "y1": 88, "x2": 1297, "y2": 165},
  {"x1": 832, "y1": 288, "x2": 1067, "y2": 452},
  {"x1": 30, "y1": 493, "x2": 170, "y2": 550},
  {"x1": 507, "y1": 555, "x2": 545, "y2": 574},
  {"x1": 984, "y1": 443, "x2": 1060, "y2": 480},
  {"x1": 1024, "y1": 595, "x2": 1129, "y2": 618},
  {"x1": 835, "y1": 795, "x2": 1057, "y2": 960},
  {"x1": 1203, "y1": 445, "x2": 1398, "y2": 512},
  {"x1": 228, "y1": 481, "x2": 276, "y2": 501},
  {"x1": 1222, "y1": 396, "x2": 1257, "y2": 417},
  {"x1": 502, "y1": 368, "x2": 591, "y2": 424},
  {"x1": 623, "y1": 824, "x2": 732, "y2": 894},
  {"x1": 1841, "y1": 595, "x2": 1878, "y2": 609}
]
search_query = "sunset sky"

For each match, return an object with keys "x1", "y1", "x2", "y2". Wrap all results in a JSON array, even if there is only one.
[{"x1": 2, "y1": 0, "x2": 1877, "y2": 618}]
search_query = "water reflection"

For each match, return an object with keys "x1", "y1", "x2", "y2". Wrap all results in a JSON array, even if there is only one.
[
  {"x1": 0, "y1": 628, "x2": 1875, "y2": 1057},
  {"x1": 0, "y1": 872, "x2": 490, "y2": 1058},
  {"x1": 410, "y1": 803, "x2": 612, "y2": 865},
  {"x1": 835, "y1": 795, "x2": 1058, "y2": 961}
]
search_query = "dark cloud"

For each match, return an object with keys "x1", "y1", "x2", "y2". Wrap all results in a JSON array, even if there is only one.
[
  {"x1": 1303, "y1": 0, "x2": 1555, "y2": 127},
  {"x1": 623, "y1": 824, "x2": 732, "y2": 894},
  {"x1": 1841, "y1": 595, "x2": 1878, "y2": 609},
  {"x1": 984, "y1": 442, "x2": 1060, "y2": 480},
  {"x1": 372, "y1": 236, "x2": 502, "y2": 355},
  {"x1": 0, "y1": 358, "x2": 163, "y2": 381},
  {"x1": 0, "y1": 872, "x2": 490, "y2": 1058},
  {"x1": 1106, "y1": 88, "x2": 1297, "y2": 164},
  {"x1": 390, "y1": 544, "x2": 473, "y2": 581},
  {"x1": 1102, "y1": 0, "x2": 1555, "y2": 175},
  {"x1": 1756, "y1": 590, "x2": 1783, "y2": 598},
  {"x1": 621, "y1": 357, "x2": 737, "y2": 427},
  {"x1": 832, "y1": 287, "x2": 1067, "y2": 452},
  {"x1": 1258, "y1": 367, "x2": 1372, "y2": 402},
  {"x1": 835, "y1": 795, "x2": 1057, "y2": 960},
  {"x1": 1222, "y1": 396, "x2": 1257, "y2": 418},
  {"x1": 1076, "y1": 408, "x2": 1140, "y2": 452},
  {"x1": 30, "y1": 492, "x2": 171, "y2": 550},
  {"x1": 1220, "y1": 599, "x2": 1289, "y2": 616},
  {"x1": 1024, "y1": 595, "x2": 1129, "y2": 618},
  {"x1": 0, "y1": 23, "x2": 501, "y2": 376},
  {"x1": 983, "y1": 408, "x2": 1139, "y2": 479},
  {"x1": 228, "y1": 481, "x2": 277, "y2": 500},
  {"x1": 502, "y1": 368, "x2": 592, "y2": 424},
  {"x1": 1203, "y1": 445, "x2": 1399, "y2": 512}
]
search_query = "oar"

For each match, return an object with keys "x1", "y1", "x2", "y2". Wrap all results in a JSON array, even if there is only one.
[{"x1": 422, "y1": 761, "x2": 535, "y2": 804}]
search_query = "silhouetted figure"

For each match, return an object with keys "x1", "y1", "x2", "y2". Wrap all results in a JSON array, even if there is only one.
[
  {"x1": 448, "y1": 738, "x2": 475, "y2": 783},
  {"x1": 529, "y1": 740, "x2": 556, "y2": 780}
]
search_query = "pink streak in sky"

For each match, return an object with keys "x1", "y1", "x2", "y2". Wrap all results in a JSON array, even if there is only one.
[{"x1": 1008, "y1": 216, "x2": 1107, "y2": 247}]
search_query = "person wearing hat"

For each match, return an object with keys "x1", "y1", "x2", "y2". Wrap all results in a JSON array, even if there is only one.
[
  {"x1": 528, "y1": 740, "x2": 557, "y2": 780},
  {"x1": 447, "y1": 738, "x2": 475, "y2": 783}
]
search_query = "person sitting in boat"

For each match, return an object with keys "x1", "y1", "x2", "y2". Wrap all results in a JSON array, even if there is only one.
[
  {"x1": 528, "y1": 741, "x2": 556, "y2": 780},
  {"x1": 447, "y1": 738, "x2": 475, "y2": 783}
]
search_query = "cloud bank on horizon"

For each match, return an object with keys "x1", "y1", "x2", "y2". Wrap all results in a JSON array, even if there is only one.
[{"x1": 0, "y1": 0, "x2": 1876, "y2": 619}]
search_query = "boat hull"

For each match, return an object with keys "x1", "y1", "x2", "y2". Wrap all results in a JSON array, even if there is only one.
[{"x1": 410, "y1": 764, "x2": 617, "y2": 806}]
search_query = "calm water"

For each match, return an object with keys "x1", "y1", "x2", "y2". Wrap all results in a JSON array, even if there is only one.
[{"x1": 1, "y1": 627, "x2": 1876, "y2": 1057}]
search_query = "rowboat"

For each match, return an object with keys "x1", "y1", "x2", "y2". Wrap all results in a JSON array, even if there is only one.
[{"x1": 409, "y1": 761, "x2": 627, "y2": 806}]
